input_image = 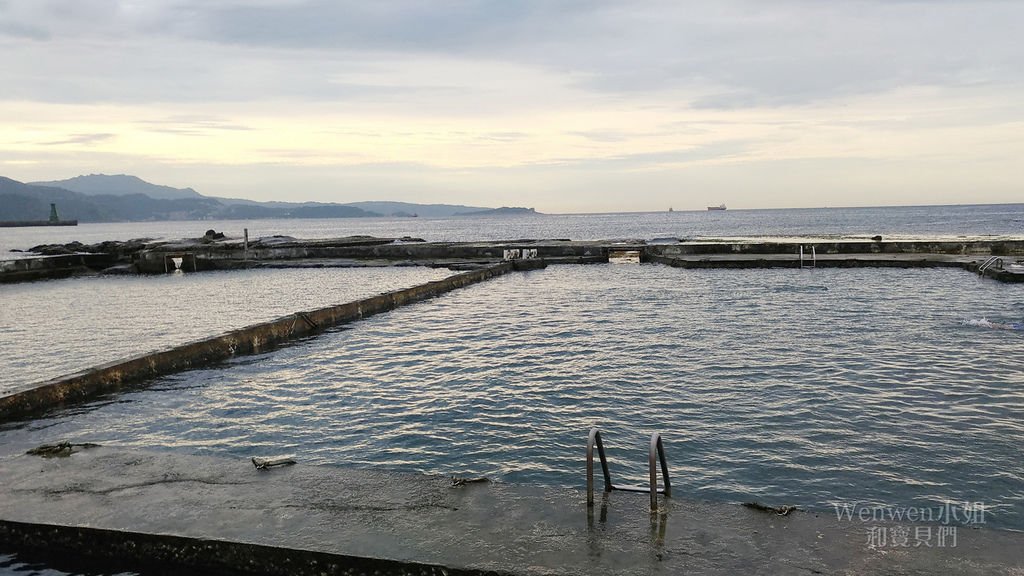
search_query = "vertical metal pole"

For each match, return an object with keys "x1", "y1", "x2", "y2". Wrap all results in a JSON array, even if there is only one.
[
  {"x1": 658, "y1": 437, "x2": 671, "y2": 498},
  {"x1": 649, "y1": 434, "x2": 658, "y2": 511},
  {"x1": 244, "y1": 228, "x2": 249, "y2": 261},
  {"x1": 587, "y1": 428, "x2": 612, "y2": 507},
  {"x1": 649, "y1": 433, "x2": 672, "y2": 511},
  {"x1": 812, "y1": 246, "x2": 816, "y2": 268},
  {"x1": 587, "y1": 430, "x2": 596, "y2": 506},
  {"x1": 799, "y1": 246, "x2": 804, "y2": 268}
]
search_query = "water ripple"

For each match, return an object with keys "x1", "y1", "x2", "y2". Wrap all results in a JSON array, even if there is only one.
[
  {"x1": 0, "y1": 267, "x2": 451, "y2": 389},
  {"x1": 2, "y1": 265, "x2": 1022, "y2": 530}
]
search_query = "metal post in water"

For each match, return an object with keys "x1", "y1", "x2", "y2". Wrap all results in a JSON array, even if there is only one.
[
  {"x1": 812, "y1": 246, "x2": 817, "y2": 268},
  {"x1": 244, "y1": 228, "x2": 249, "y2": 261},
  {"x1": 799, "y1": 246, "x2": 804, "y2": 268},
  {"x1": 649, "y1": 433, "x2": 671, "y2": 512},
  {"x1": 586, "y1": 428, "x2": 612, "y2": 507}
]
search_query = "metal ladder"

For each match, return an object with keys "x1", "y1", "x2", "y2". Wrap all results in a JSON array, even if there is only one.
[
  {"x1": 799, "y1": 245, "x2": 817, "y2": 268},
  {"x1": 586, "y1": 428, "x2": 672, "y2": 511},
  {"x1": 978, "y1": 256, "x2": 1003, "y2": 275}
]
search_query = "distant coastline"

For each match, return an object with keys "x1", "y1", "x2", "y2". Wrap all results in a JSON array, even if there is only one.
[
  {"x1": 4, "y1": 174, "x2": 1024, "y2": 223},
  {"x1": 454, "y1": 207, "x2": 541, "y2": 217},
  {"x1": 0, "y1": 174, "x2": 494, "y2": 223}
]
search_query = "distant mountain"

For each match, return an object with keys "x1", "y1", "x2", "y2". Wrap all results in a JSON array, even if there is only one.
[
  {"x1": 1, "y1": 176, "x2": 227, "y2": 222},
  {"x1": 31, "y1": 174, "x2": 202, "y2": 200},
  {"x1": 454, "y1": 206, "x2": 541, "y2": 217},
  {"x1": 1, "y1": 174, "x2": 498, "y2": 223},
  {"x1": 1, "y1": 176, "x2": 115, "y2": 221}
]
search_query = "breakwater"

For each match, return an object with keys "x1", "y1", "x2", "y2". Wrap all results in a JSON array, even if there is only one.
[
  {"x1": 0, "y1": 253, "x2": 116, "y2": 283},
  {"x1": 132, "y1": 237, "x2": 1024, "y2": 272},
  {"x1": 0, "y1": 220, "x2": 78, "y2": 227},
  {"x1": 0, "y1": 261, "x2": 541, "y2": 422},
  {"x1": 4, "y1": 235, "x2": 1024, "y2": 284}
]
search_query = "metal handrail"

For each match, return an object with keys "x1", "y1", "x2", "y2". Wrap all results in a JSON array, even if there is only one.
[
  {"x1": 586, "y1": 428, "x2": 672, "y2": 511},
  {"x1": 799, "y1": 245, "x2": 817, "y2": 269},
  {"x1": 979, "y1": 256, "x2": 1003, "y2": 274},
  {"x1": 648, "y1": 433, "x2": 672, "y2": 510},
  {"x1": 586, "y1": 428, "x2": 612, "y2": 506}
]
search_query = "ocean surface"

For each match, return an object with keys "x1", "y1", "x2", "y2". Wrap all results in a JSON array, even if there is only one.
[
  {"x1": 1, "y1": 206, "x2": 1023, "y2": 574},
  {"x1": 3, "y1": 265, "x2": 1022, "y2": 531},
  {"x1": 2, "y1": 203, "x2": 1023, "y2": 260}
]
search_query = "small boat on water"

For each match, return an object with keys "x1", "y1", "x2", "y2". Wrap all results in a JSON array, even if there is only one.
[{"x1": 707, "y1": 204, "x2": 727, "y2": 211}]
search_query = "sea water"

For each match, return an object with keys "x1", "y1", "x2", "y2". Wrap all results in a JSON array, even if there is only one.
[
  {"x1": 0, "y1": 267, "x2": 452, "y2": 390},
  {"x1": 3, "y1": 265, "x2": 1021, "y2": 531}
]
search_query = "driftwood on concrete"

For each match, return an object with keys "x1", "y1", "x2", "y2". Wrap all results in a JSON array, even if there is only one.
[
  {"x1": 251, "y1": 457, "x2": 297, "y2": 470},
  {"x1": 26, "y1": 441, "x2": 101, "y2": 458}
]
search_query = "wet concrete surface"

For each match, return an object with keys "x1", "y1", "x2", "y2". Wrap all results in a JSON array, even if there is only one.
[{"x1": 1, "y1": 447, "x2": 1021, "y2": 575}]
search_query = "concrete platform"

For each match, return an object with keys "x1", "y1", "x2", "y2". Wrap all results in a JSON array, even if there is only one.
[{"x1": 1, "y1": 447, "x2": 1021, "y2": 575}]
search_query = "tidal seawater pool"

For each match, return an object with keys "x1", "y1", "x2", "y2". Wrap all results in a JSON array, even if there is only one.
[
  {"x1": 0, "y1": 266, "x2": 452, "y2": 391},
  {"x1": 2, "y1": 265, "x2": 1022, "y2": 530}
]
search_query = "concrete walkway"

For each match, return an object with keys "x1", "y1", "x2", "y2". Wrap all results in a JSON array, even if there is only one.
[{"x1": 1, "y1": 447, "x2": 1021, "y2": 575}]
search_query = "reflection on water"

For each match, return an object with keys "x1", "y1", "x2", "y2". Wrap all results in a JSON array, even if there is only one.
[
  {"x1": 0, "y1": 267, "x2": 452, "y2": 390},
  {"x1": 2, "y1": 265, "x2": 1023, "y2": 530}
]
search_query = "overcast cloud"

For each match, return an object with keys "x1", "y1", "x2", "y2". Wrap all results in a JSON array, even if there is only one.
[{"x1": 1, "y1": 0, "x2": 1022, "y2": 210}]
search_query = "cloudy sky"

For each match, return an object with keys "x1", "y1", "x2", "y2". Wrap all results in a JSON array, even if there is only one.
[{"x1": 1, "y1": 0, "x2": 1022, "y2": 212}]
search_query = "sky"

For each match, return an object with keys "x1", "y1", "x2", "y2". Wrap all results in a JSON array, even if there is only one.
[{"x1": 1, "y1": 0, "x2": 1022, "y2": 212}]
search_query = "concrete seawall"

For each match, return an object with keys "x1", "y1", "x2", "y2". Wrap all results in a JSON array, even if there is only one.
[
  {"x1": 647, "y1": 253, "x2": 971, "y2": 270},
  {"x1": 647, "y1": 239, "x2": 1024, "y2": 257},
  {"x1": 5, "y1": 237, "x2": 1023, "y2": 283},
  {"x1": 133, "y1": 239, "x2": 610, "y2": 272},
  {"x1": 0, "y1": 262, "x2": 532, "y2": 422},
  {"x1": 133, "y1": 238, "x2": 1024, "y2": 273},
  {"x1": 0, "y1": 253, "x2": 116, "y2": 283},
  {"x1": 645, "y1": 249, "x2": 1024, "y2": 281}
]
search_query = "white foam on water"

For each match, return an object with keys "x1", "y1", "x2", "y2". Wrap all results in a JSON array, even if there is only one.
[
  {"x1": 961, "y1": 317, "x2": 1023, "y2": 330},
  {"x1": 962, "y1": 317, "x2": 995, "y2": 328}
]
